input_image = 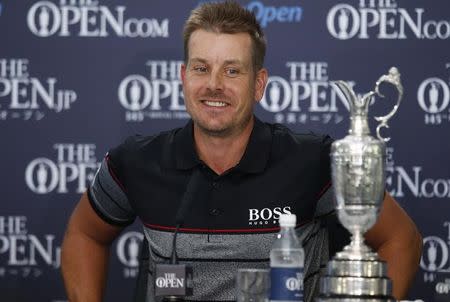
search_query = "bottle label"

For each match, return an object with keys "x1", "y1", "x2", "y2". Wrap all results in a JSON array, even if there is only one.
[{"x1": 270, "y1": 267, "x2": 303, "y2": 301}]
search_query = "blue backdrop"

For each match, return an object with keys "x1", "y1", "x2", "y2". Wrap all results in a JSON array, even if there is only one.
[{"x1": 1, "y1": 1, "x2": 449, "y2": 301}]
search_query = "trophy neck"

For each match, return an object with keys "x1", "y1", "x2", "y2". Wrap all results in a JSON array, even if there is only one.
[
  {"x1": 349, "y1": 115, "x2": 370, "y2": 136},
  {"x1": 336, "y1": 231, "x2": 378, "y2": 261}
]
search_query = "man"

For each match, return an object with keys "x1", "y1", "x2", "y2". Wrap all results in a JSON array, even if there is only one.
[{"x1": 61, "y1": 2, "x2": 422, "y2": 302}]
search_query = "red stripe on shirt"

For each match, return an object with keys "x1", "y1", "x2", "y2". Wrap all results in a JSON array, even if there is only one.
[{"x1": 144, "y1": 223, "x2": 281, "y2": 234}]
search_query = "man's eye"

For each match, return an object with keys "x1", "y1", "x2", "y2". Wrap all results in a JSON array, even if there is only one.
[
  {"x1": 226, "y1": 68, "x2": 239, "y2": 76},
  {"x1": 193, "y1": 66, "x2": 207, "y2": 73}
]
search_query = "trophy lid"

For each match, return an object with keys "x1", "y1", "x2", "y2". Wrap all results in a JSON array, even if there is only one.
[{"x1": 279, "y1": 214, "x2": 296, "y2": 227}]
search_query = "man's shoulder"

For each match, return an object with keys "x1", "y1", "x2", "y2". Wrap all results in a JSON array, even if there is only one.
[
  {"x1": 119, "y1": 128, "x2": 179, "y2": 150},
  {"x1": 267, "y1": 122, "x2": 333, "y2": 152},
  {"x1": 108, "y1": 127, "x2": 182, "y2": 163}
]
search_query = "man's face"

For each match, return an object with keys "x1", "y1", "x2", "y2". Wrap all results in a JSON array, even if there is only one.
[{"x1": 181, "y1": 29, "x2": 267, "y2": 137}]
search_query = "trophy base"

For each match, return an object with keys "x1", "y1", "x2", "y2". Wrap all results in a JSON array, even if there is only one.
[
  {"x1": 326, "y1": 259, "x2": 387, "y2": 277},
  {"x1": 318, "y1": 258, "x2": 395, "y2": 302}
]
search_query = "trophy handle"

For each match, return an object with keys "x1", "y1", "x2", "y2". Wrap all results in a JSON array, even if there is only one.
[
  {"x1": 373, "y1": 67, "x2": 403, "y2": 142},
  {"x1": 332, "y1": 80, "x2": 359, "y2": 110}
]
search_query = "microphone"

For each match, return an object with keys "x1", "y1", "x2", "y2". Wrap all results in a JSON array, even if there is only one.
[
  {"x1": 171, "y1": 168, "x2": 203, "y2": 263},
  {"x1": 155, "y1": 169, "x2": 203, "y2": 301}
]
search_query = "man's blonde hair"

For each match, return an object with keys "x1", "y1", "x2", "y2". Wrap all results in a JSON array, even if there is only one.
[{"x1": 183, "y1": 1, "x2": 266, "y2": 71}]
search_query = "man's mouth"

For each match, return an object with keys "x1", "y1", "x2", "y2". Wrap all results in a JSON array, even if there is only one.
[{"x1": 202, "y1": 100, "x2": 229, "y2": 107}]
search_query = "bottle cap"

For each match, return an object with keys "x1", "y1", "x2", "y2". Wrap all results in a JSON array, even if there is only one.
[{"x1": 279, "y1": 214, "x2": 296, "y2": 227}]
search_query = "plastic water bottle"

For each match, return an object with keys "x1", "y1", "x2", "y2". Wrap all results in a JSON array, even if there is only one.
[{"x1": 270, "y1": 214, "x2": 304, "y2": 302}]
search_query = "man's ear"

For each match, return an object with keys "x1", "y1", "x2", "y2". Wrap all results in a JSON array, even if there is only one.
[
  {"x1": 254, "y1": 68, "x2": 268, "y2": 103},
  {"x1": 180, "y1": 63, "x2": 187, "y2": 84}
]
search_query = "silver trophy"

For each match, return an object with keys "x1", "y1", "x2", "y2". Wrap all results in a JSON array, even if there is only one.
[{"x1": 318, "y1": 67, "x2": 403, "y2": 302}]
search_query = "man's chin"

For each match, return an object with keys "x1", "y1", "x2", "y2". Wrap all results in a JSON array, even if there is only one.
[
  {"x1": 197, "y1": 124, "x2": 231, "y2": 137},
  {"x1": 193, "y1": 116, "x2": 253, "y2": 138},
  {"x1": 192, "y1": 119, "x2": 233, "y2": 137}
]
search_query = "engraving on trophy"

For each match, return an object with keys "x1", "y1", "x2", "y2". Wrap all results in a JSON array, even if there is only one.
[{"x1": 318, "y1": 68, "x2": 403, "y2": 302}]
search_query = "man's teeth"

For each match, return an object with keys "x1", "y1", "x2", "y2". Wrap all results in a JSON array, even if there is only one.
[{"x1": 204, "y1": 101, "x2": 227, "y2": 107}]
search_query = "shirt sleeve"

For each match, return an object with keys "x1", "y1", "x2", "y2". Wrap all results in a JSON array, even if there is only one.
[{"x1": 87, "y1": 154, "x2": 136, "y2": 226}]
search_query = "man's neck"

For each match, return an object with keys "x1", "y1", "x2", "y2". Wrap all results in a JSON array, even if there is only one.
[{"x1": 193, "y1": 118, "x2": 254, "y2": 175}]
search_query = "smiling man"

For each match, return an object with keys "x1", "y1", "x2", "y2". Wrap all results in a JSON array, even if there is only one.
[
  {"x1": 181, "y1": 28, "x2": 267, "y2": 174},
  {"x1": 61, "y1": 2, "x2": 422, "y2": 302}
]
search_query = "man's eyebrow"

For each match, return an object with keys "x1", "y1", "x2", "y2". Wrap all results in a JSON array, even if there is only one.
[
  {"x1": 189, "y1": 57, "x2": 208, "y2": 64},
  {"x1": 189, "y1": 58, "x2": 246, "y2": 66},
  {"x1": 223, "y1": 59, "x2": 244, "y2": 66}
]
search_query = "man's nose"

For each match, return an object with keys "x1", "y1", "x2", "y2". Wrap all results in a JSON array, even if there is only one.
[{"x1": 207, "y1": 69, "x2": 224, "y2": 91}]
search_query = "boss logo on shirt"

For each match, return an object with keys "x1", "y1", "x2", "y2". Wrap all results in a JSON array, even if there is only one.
[{"x1": 248, "y1": 206, "x2": 292, "y2": 226}]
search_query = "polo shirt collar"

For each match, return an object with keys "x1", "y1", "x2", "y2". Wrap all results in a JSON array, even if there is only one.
[
  {"x1": 174, "y1": 120, "x2": 200, "y2": 170},
  {"x1": 234, "y1": 117, "x2": 272, "y2": 174},
  {"x1": 174, "y1": 117, "x2": 272, "y2": 174}
]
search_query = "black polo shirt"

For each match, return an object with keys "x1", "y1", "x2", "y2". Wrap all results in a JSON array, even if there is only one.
[{"x1": 88, "y1": 117, "x2": 347, "y2": 302}]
